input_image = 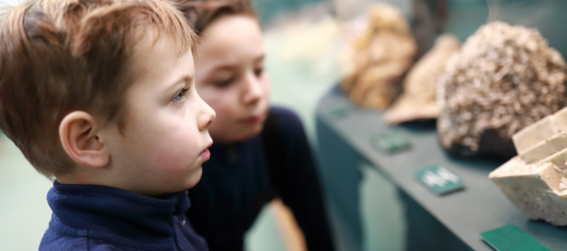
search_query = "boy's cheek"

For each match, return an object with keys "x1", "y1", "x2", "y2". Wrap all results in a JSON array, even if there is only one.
[
  {"x1": 132, "y1": 121, "x2": 199, "y2": 164},
  {"x1": 149, "y1": 140, "x2": 200, "y2": 167},
  {"x1": 260, "y1": 73, "x2": 271, "y2": 98}
]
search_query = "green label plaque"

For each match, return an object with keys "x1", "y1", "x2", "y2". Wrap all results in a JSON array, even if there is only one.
[
  {"x1": 416, "y1": 165, "x2": 464, "y2": 196},
  {"x1": 327, "y1": 106, "x2": 351, "y2": 119},
  {"x1": 371, "y1": 130, "x2": 410, "y2": 153},
  {"x1": 481, "y1": 224, "x2": 549, "y2": 251}
]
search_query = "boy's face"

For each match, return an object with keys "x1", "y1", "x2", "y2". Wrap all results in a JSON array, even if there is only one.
[
  {"x1": 103, "y1": 34, "x2": 215, "y2": 196},
  {"x1": 194, "y1": 15, "x2": 270, "y2": 144}
]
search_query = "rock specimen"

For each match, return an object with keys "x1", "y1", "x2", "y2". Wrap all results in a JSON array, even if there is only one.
[
  {"x1": 490, "y1": 107, "x2": 567, "y2": 226},
  {"x1": 385, "y1": 34, "x2": 460, "y2": 124},
  {"x1": 340, "y1": 3, "x2": 416, "y2": 109},
  {"x1": 437, "y1": 21, "x2": 567, "y2": 159}
]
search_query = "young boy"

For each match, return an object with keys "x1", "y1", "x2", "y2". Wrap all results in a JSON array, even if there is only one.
[
  {"x1": 0, "y1": 0, "x2": 215, "y2": 250},
  {"x1": 174, "y1": 1, "x2": 335, "y2": 250}
]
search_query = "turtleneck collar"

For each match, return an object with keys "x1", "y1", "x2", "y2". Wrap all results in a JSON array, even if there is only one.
[{"x1": 47, "y1": 180, "x2": 191, "y2": 249}]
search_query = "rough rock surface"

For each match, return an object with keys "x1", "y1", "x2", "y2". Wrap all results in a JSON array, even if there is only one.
[
  {"x1": 340, "y1": 3, "x2": 416, "y2": 109},
  {"x1": 437, "y1": 21, "x2": 567, "y2": 159}
]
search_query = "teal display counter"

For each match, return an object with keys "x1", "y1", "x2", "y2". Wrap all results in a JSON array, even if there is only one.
[{"x1": 315, "y1": 86, "x2": 567, "y2": 251}]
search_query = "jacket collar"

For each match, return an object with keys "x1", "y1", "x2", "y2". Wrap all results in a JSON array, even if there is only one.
[{"x1": 47, "y1": 180, "x2": 190, "y2": 247}]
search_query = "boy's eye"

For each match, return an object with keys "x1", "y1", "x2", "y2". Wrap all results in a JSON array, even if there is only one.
[
  {"x1": 172, "y1": 88, "x2": 189, "y2": 103},
  {"x1": 214, "y1": 78, "x2": 234, "y2": 88},
  {"x1": 254, "y1": 67, "x2": 264, "y2": 77}
]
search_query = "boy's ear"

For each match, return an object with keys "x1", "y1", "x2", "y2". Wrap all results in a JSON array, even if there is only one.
[{"x1": 59, "y1": 111, "x2": 109, "y2": 168}]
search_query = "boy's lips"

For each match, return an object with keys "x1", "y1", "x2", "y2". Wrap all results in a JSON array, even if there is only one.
[
  {"x1": 199, "y1": 149, "x2": 210, "y2": 161},
  {"x1": 199, "y1": 142, "x2": 213, "y2": 161},
  {"x1": 240, "y1": 113, "x2": 266, "y2": 125}
]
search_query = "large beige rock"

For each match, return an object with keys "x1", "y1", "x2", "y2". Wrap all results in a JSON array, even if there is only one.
[
  {"x1": 384, "y1": 34, "x2": 460, "y2": 124},
  {"x1": 340, "y1": 3, "x2": 416, "y2": 109},
  {"x1": 490, "y1": 106, "x2": 567, "y2": 226}
]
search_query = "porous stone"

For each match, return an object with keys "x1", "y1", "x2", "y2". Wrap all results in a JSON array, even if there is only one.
[{"x1": 437, "y1": 21, "x2": 567, "y2": 159}]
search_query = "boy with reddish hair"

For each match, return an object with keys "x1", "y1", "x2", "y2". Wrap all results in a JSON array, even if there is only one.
[{"x1": 0, "y1": 0, "x2": 215, "y2": 250}]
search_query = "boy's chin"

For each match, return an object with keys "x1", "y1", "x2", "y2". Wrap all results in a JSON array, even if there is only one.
[
  {"x1": 236, "y1": 127, "x2": 263, "y2": 142},
  {"x1": 184, "y1": 166, "x2": 203, "y2": 189}
]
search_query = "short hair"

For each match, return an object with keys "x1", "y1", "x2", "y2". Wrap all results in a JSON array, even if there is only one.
[
  {"x1": 172, "y1": 0, "x2": 255, "y2": 36},
  {"x1": 0, "y1": 0, "x2": 197, "y2": 179}
]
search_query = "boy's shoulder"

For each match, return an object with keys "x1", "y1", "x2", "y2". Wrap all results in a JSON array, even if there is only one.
[
  {"x1": 40, "y1": 224, "x2": 129, "y2": 251},
  {"x1": 40, "y1": 238, "x2": 124, "y2": 251},
  {"x1": 39, "y1": 209, "x2": 155, "y2": 251},
  {"x1": 263, "y1": 106, "x2": 311, "y2": 162},
  {"x1": 39, "y1": 182, "x2": 208, "y2": 251},
  {"x1": 268, "y1": 106, "x2": 305, "y2": 138}
]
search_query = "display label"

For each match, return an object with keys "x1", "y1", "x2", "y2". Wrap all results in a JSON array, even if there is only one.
[
  {"x1": 416, "y1": 166, "x2": 464, "y2": 196},
  {"x1": 371, "y1": 130, "x2": 410, "y2": 153},
  {"x1": 327, "y1": 106, "x2": 351, "y2": 119},
  {"x1": 480, "y1": 224, "x2": 549, "y2": 251}
]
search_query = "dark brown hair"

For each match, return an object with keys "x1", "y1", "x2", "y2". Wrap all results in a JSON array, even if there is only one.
[
  {"x1": 0, "y1": 0, "x2": 197, "y2": 179},
  {"x1": 173, "y1": 0, "x2": 256, "y2": 36}
]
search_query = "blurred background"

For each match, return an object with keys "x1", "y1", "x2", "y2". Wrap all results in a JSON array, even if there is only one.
[{"x1": 2, "y1": 0, "x2": 567, "y2": 250}]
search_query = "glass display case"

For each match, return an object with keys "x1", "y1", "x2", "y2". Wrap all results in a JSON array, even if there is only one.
[{"x1": 315, "y1": 1, "x2": 567, "y2": 250}]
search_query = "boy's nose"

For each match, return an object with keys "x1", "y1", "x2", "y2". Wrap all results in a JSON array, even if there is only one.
[
  {"x1": 197, "y1": 96, "x2": 216, "y2": 131},
  {"x1": 242, "y1": 73, "x2": 264, "y2": 104}
]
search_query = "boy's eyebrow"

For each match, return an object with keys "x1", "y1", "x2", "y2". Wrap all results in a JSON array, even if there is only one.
[
  {"x1": 210, "y1": 54, "x2": 266, "y2": 71},
  {"x1": 254, "y1": 54, "x2": 265, "y2": 63},
  {"x1": 211, "y1": 64, "x2": 236, "y2": 71},
  {"x1": 167, "y1": 74, "x2": 194, "y2": 91},
  {"x1": 173, "y1": 74, "x2": 193, "y2": 85}
]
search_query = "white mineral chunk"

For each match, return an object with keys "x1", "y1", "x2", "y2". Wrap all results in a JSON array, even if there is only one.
[
  {"x1": 490, "y1": 158, "x2": 567, "y2": 226},
  {"x1": 513, "y1": 106, "x2": 567, "y2": 166},
  {"x1": 519, "y1": 134, "x2": 567, "y2": 164},
  {"x1": 491, "y1": 106, "x2": 567, "y2": 226}
]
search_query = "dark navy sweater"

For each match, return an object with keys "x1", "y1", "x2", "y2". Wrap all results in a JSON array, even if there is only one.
[
  {"x1": 39, "y1": 181, "x2": 208, "y2": 251},
  {"x1": 187, "y1": 107, "x2": 335, "y2": 251}
]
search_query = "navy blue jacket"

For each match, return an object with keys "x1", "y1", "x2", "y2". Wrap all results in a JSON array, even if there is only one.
[
  {"x1": 40, "y1": 181, "x2": 208, "y2": 251},
  {"x1": 187, "y1": 107, "x2": 335, "y2": 251}
]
